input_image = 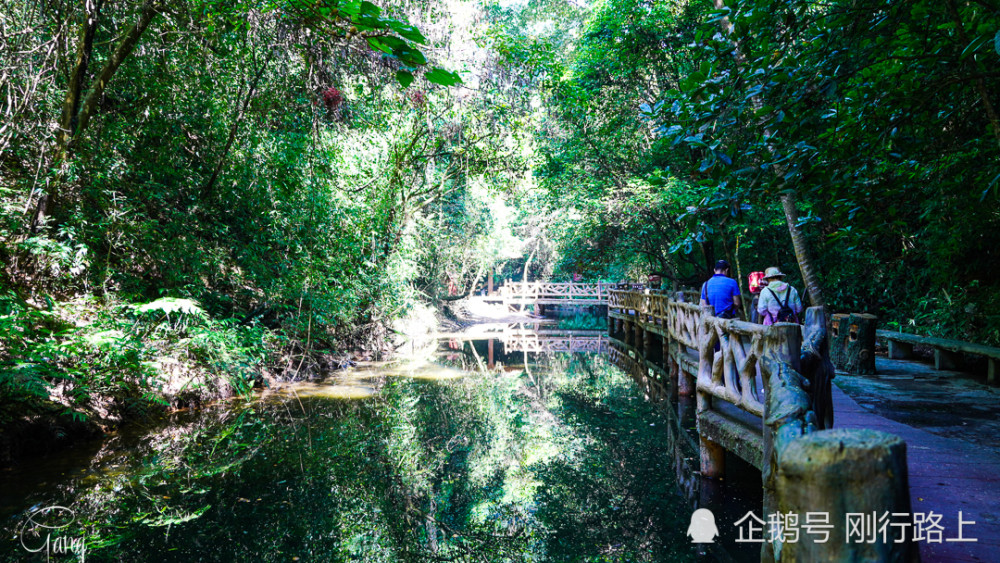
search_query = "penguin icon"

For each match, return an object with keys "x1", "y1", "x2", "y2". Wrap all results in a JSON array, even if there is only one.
[{"x1": 687, "y1": 508, "x2": 719, "y2": 543}]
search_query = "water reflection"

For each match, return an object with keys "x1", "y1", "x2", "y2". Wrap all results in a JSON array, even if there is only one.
[
  {"x1": 606, "y1": 336, "x2": 762, "y2": 563},
  {"x1": 1, "y1": 324, "x2": 757, "y2": 562}
]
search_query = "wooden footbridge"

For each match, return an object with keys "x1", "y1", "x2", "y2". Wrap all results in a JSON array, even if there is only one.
[{"x1": 605, "y1": 289, "x2": 915, "y2": 562}]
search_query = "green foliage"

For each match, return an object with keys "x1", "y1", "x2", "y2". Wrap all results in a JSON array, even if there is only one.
[
  {"x1": 505, "y1": 0, "x2": 1000, "y2": 343},
  {"x1": 0, "y1": 292, "x2": 274, "y2": 420}
]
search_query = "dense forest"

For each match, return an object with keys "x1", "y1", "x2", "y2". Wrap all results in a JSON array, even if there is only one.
[{"x1": 2, "y1": 0, "x2": 999, "y2": 428}]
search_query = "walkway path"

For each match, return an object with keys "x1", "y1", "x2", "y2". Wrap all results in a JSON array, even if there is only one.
[{"x1": 833, "y1": 359, "x2": 1000, "y2": 562}]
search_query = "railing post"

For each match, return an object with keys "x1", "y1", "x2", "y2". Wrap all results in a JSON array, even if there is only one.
[
  {"x1": 775, "y1": 430, "x2": 915, "y2": 562},
  {"x1": 697, "y1": 304, "x2": 727, "y2": 479},
  {"x1": 761, "y1": 323, "x2": 803, "y2": 563}
]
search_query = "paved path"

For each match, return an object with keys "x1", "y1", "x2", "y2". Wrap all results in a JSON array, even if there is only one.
[{"x1": 833, "y1": 379, "x2": 1000, "y2": 562}]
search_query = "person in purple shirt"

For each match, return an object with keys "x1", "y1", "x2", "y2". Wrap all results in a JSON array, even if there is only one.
[{"x1": 699, "y1": 260, "x2": 742, "y2": 319}]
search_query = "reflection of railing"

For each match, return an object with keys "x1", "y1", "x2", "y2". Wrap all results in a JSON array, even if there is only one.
[
  {"x1": 608, "y1": 291, "x2": 800, "y2": 445},
  {"x1": 607, "y1": 290, "x2": 913, "y2": 561},
  {"x1": 503, "y1": 330, "x2": 609, "y2": 354},
  {"x1": 435, "y1": 326, "x2": 610, "y2": 356}
]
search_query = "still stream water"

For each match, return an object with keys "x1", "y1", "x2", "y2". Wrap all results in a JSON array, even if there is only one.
[{"x1": 2, "y1": 324, "x2": 760, "y2": 562}]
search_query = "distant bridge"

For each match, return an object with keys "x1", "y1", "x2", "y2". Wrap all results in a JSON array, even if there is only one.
[
  {"x1": 492, "y1": 282, "x2": 704, "y2": 310},
  {"x1": 435, "y1": 325, "x2": 610, "y2": 355},
  {"x1": 494, "y1": 282, "x2": 641, "y2": 307}
]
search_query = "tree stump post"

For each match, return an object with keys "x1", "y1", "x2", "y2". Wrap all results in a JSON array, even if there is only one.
[
  {"x1": 830, "y1": 313, "x2": 850, "y2": 370},
  {"x1": 844, "y1": 313, "x2": 878, "y2": 375},
  {"x1": 776, "y1": 429, "x2": 916, "y2": 562},
  {"x1": 761, "y1": 323, "x2": 802, "y2": 553}
]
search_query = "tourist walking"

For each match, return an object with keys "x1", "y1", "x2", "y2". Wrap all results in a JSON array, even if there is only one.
[
  {"x1": 757, "y1": 267, "x2": 803, "y2": 325},
  {"x1": 700, "y1": 260, "x2": 742, "y2": 319}
]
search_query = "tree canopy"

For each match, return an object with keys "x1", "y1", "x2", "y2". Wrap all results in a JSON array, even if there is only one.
[{"x1": 2, "y1": 0, "x2": 1000, "y2": 420}]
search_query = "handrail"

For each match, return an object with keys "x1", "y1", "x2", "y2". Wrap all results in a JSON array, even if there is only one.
[
  {"x1": 608, "y1": 290, "x2": 911, "y2": 561},
  {"x1": 608, "y1": 289, "x2": 820, "y2": 428}
]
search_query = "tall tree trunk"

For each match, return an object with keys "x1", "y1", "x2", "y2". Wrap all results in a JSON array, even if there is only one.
[
  {"x1": 74, "y1": 0, "x2": 158, "y2": 140},
  {"x1": 32, "y1": 0, "x2": 158, "y2": 231},
  {"x1": 713, "y1": 0, "x2": 827, "y2": 309},
  {"x1": 56, "y1": 0, "x2": 103, "y2": 154},
  {"x1": 781, "y1": 192, "x2": 825, "y2": 307},
  {"x1": 34, "y1": 0, "x2": 103, "y2": 232}
]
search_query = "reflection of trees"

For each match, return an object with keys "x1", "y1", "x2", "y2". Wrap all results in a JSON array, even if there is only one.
[{"x1": 3, "y1": 351, "x2": 698, "y2": 562}]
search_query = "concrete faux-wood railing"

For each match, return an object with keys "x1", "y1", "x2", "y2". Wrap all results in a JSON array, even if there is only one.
[
  {"x1": 877, "y1": 329, "x2": 1000, "y2": 384},
  {"x1": 607, "y1": 290, "x2": 915, "y2": 562},
  {"x1": 608, "y1": 291, "x2": 787, "y2": 473}
]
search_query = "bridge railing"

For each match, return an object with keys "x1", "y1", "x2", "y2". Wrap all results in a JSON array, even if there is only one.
[
  {"x1": 666, "y1": 300, "x2": 701, "y2": 350},
  {"x1": 608, "y1": 290, "x2": 913, "y2": 561},
  {"x1": 609, "y1": 289, "x2": 803, "y2": 457},
  {"x1": 501, "y1": 281, "x2": 645, "y2": 301},
  {"x1": 698, "y1": 315, "x2": 779, "y2": 417}
]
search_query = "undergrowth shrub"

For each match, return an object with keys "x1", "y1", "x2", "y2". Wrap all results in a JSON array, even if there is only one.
[{"x1": 0, "y1": 294, "x2": 277, "y2": 422}]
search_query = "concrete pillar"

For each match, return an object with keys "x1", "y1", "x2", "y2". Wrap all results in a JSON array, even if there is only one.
[
  {"x1": 645, "y1": 331, "x2": 663, "y2": 364},
  {"x1": 776, "y1": 429, "x2": 915, "y2": 562},
  {"x1": 699, "y1": 435, "x2": 726, "y2": 479},
  {"x1": 935, "y1": 349, "x2": 961, "y2": 371},
  {"x1": 888, "y1": 340, "x2": 913, "y2": 360}
]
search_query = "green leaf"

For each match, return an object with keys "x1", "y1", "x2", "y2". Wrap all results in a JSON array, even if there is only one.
[
  {"x1": 388, "y1": 21, "x2": 426, "y2": 45},
  {"x1": 425, "y1": 68, "x2": 462, "y2": 86},
  {"x1": 366, "y1": 37, "x2": 392, "y2": 54},
  {"x1": 392, "y1": 45, "x2": 427, "y2": 66},
  {"x1": 338, "y1": 1, "x2": 361, "y2": 17},
  {"x1": 359, "y1": 1, "x2": 381, "y2": 16},
  {"x1": 396, "y1": 70, "x2": 414, "y2": 87}
]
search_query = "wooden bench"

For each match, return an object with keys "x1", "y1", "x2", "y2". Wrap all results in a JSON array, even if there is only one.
[{"x1": 876, "y1": 330, "x2": 1000, "y2": 385}]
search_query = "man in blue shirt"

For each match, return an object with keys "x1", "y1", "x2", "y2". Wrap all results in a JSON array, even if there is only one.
[{"x1": 700, "y1": 260, "x2": 742, "y2": 319}]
